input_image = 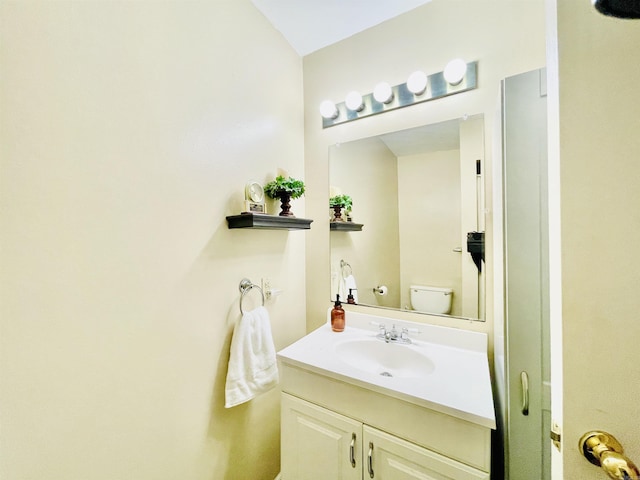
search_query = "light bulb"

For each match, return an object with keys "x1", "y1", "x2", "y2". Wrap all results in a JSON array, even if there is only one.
[
  {"x1": 345, "y1": 91, "x2": 364, "y2": 112},
  {"x1": 407, "y1": 71, "x2": 428, "y2": 95},
  {"x1": 373, "y1": 82, "x2": 393, "y2": 104},
  {"x1": 319, "y1": 100, "x2": 338, "y2": 119},
  {"x1": 444, "y1": 59, "x2": 467, "y2": 86}
]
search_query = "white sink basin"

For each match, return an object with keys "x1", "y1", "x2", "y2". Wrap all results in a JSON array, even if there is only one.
[
  {"x1": 334, "y1": 338, "x2": 435, "y2": 379},
  {"x1": 277, "y1": 310, "x2": 496, "y2": 429}
]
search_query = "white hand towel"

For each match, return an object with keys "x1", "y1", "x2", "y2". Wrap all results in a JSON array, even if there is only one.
[
  {"x1": 337, "y1": 275, "x2": 346, "y2": 301},
  {"x1": 344, "y1": 275, "x2": 358, "y2": 303},
  {"x1": 225, "y1": 306, "x2": 278, "y2": 408}
]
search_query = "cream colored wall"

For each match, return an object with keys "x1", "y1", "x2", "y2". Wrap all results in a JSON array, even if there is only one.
[
  {"x1": 459, "y1": 117, "x2": 485, "y2": 319},
  {"x1": 398, "y1": 150, "x2": 463, "y2": 314},
  {"x1": 0, "y1": 2, "x2": 303, "y2": 479},
  {"x1": 329, "y1": 138, "x2": 400, "y2": 307},
  {"x1": 304, "y1": 0, "x2": 546, "y2": 346},
  {"x1": 552, "y1": 2, "x2": 640, "y2": 477}
]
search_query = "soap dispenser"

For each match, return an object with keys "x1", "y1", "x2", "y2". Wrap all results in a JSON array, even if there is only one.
[
  {"x1": 347, "y1": 289, "x2": 356, "y2": 305},
  {"x1": 331, "y1": 294, "x2": 345, "y2": 332}
]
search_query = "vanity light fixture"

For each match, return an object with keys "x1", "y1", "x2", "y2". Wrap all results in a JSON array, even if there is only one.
[
  {"x1": 345, "y1": 91, "x2": 364, "y2": 112},
  {"x1": 443, "y1": 58, "x2": 468, "y2": 86},
  {"x1": 406, "y1": 71, "x2": 428, "y2": 95},
  {"x1": 320, "y1": 60, "x2": 478, "y2": 128},
  {"x1": 373, "y1": 82, "x2": 394, "y2": 104},
  {"x1": 320, "y1": 100, "x2": 339, "y2": 119}
]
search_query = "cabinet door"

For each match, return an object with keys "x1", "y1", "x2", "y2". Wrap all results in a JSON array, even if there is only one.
[
  {"x1": 363, "y1": 426, "x2": 489, "y2": 480},
  {"x1": 281, "y1": 394, "x2": 362, "y2": 480}
]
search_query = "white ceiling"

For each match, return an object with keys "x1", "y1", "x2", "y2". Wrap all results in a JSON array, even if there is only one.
[{"x1": 251, "y1": 0, "x2": 432, "y2": 56}]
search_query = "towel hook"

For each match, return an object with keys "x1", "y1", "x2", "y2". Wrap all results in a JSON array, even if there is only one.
[{"x1": 239, "y1": 278, "x2": 265, "y2": 315}]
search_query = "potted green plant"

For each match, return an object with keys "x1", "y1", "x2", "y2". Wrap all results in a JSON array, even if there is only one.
[
  {"x1": 329, "y1": 194, "x2": 353, "y2": 222},
  {"x1": 264, "y1": 175, "x2": 305, "y2": 217}
]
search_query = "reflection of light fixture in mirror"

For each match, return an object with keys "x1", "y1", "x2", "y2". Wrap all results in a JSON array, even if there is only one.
[
  {"x1": 373, "y1": 82, "x2": 394, "y2": 104},
  {"x1": 345, "y1": 91, "x2": 364, "y2": 112},
  {"x1": 407, "y1": 71, "x2": 428, "y2": 95},
  {"x1": 320, "y1": 100, "x2": 339, "y2": 119},
  {"x1": 444, "y1": 58, "x2": 467, "y2": 86}
]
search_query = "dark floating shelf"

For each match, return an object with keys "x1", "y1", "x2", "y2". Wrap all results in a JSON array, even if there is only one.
[
  {"x1": 226, "y1": 213, "x2": 313, "y2": 230},
  {"x1": 330, "y1": 221, "x2": 364, "y2": 231}
]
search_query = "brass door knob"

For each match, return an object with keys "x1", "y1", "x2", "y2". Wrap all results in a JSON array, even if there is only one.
[{"x1": 579, "y1": 431, "x2": 640, "y2": 480}]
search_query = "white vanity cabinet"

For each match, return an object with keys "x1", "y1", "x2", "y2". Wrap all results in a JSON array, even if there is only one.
[
  {"x1": 281, "y1": 394, "x2": 361, "y2": 480},
  {"x1": 278, "y1": 313, "x2": 495, "y2": 480},
  {"x1": 363, "y1": 426, "x2": 489, "y2": 480},
  {"x1": 282, "y1": 393, "x2": 489, "y2": 480}
]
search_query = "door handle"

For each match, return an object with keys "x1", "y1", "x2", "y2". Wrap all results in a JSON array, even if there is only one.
[
  {"x1": 520, "y1": 371, "x2": 529, "y2": 415},
  {"x1": 579, "y1": 431, "x2": 640, "y2": 480},
  {"x1": 368, "y1": 441, "x2": 374, "y2": 478}
]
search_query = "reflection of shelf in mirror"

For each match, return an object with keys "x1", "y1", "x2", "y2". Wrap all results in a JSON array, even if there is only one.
[
  {"x1": 330, "y1": 222, "x2": 363, "y2": 231},
  {"x1": 227, "y1": 213, "x2": 313, "y2": 230}
]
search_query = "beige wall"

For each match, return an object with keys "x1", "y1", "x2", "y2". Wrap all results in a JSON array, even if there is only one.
[
  {"x1": 304, "y1": 0, "x2": 547, "y2": 343},
  {"x1": 0, "y1": 2, "x2": 303, "y2": 479},
  {"x1": 459, "y1": 116, "x2": 486, "y2": 319},
  {"x1": 329, "y1": 137, "x2": 400, "y2": 307},
  {"x1": 398, "y1": 150, "x2": 463, "y2": 314},
  {"x1": 552, "y1": 2, "x2": 640, "y2": 477}
]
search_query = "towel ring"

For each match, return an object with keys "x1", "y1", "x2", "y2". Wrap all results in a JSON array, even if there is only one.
[
  {"x1": 340, "y1": 259, "x2": 353, "y2": 278},
  {"x1": 239, "y1": 278, "x2": 265, "y2": 315}
]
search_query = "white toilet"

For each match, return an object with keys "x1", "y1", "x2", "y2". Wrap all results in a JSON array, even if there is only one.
[{"x1": 410, "y1": 285, "x2": 453, "y2": 314}]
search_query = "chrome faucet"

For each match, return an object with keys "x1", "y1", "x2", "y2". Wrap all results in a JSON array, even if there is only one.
[
  {"x1": 385, "y1": 325, "x2": 399, "y2": 342},
  {"x1": 372, "y1": 322, "x2": 418, "y2": 344},
  {"x1": 374, "y1": 324, "x2": 413, "y2": 344}
]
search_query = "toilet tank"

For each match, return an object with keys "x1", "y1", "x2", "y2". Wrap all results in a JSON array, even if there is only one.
[{"x1": 410, "y1": 285, "x2": 453, "y2": 314}]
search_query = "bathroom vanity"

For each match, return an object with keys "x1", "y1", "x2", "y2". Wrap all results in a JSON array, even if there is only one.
[{"x1": 277, "y1": 311, "x2": 495, "y2": 479}]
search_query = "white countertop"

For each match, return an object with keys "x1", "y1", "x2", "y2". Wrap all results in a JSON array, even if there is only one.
[{"x1": 277, "y1": 310, "x2": 496, "y2": 429}]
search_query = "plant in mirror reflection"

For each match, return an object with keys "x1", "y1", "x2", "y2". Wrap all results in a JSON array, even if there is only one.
[{"x1": 329, "y1": 194, "x2": 353, "y2": 212}]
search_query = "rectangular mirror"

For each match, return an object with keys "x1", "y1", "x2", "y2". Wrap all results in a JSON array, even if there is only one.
[{"x1": 329, "y1": 114, "x2": 486, "y2": 321}]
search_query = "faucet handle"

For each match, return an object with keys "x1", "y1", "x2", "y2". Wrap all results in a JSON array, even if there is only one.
[
  {"x1": 400, "y1": 327, "x2": 420, "y2": 344},
  {"x1": 370, "y1": 321, "x2": 387, "y2": 337},
  {"x1": 401, "y1": 328, "x2": 410, "y2": 341}
]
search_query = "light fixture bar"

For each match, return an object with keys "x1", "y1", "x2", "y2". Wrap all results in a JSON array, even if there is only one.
[{"x1": 321, "y1": 61, "x2": 478, "y2": 129}]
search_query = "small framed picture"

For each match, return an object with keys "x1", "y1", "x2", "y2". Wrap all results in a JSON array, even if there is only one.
[{"x1": 244, "y1": 200, "x2": 266, "y2": 214}]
